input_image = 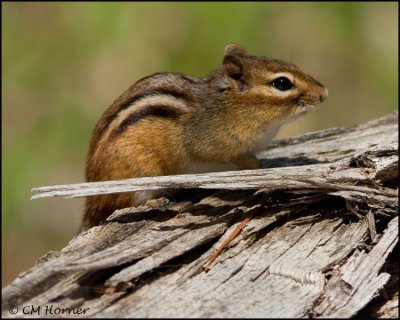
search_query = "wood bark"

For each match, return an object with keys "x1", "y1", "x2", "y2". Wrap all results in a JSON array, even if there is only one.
[{"x1": 3, "y1": 112, "x2": 398, "y2": 318}]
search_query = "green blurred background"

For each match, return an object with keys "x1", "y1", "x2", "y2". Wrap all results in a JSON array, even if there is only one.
[{"x1": 2, "y1": 2, "x2": 398, "y2": 285}]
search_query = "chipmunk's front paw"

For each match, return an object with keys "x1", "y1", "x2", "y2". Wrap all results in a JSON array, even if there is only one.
[{"x1": 233, "y1": 153, "x2": 260, "y2": 170}]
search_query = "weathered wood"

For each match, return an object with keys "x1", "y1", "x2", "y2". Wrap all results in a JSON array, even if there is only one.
[
  {"x1": 3, "y1": 112, "x2": 398, "y2": 318},
  {"x1": 31, "y1": 112, "x2": 398, "y2": 200},
  {"x1": 313, "y1": 216, "x2": 398, "y2": 318}
]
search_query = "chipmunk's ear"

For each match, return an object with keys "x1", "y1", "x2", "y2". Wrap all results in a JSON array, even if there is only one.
[
  {"x1": 222, "y1": 44, "x2": 247, "y2": 90},
  {"x1": 224, "y1": 43, "x2": 248, "y2": 57}
]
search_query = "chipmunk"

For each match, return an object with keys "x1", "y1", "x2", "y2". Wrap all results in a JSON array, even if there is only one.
[{"x1": 82, "y1": 44, "x2": 328, "y2": 230}]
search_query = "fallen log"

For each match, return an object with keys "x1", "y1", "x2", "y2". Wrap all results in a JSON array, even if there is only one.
[{"x1": 2, "y1": 112, "x2": 398, "y2": 318}]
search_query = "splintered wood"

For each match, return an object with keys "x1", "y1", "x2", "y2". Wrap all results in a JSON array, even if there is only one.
[
  {"x1": 203, "y1": 204, "x2": 263, "y2": 272},
  {"x1": 3, "y1": 112, "x2": 398, "y2": 318}
]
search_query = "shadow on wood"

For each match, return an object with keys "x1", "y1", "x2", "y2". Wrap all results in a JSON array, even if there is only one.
[{"x1": 3, "y1": 112, "x2": 398, "y2": 318}]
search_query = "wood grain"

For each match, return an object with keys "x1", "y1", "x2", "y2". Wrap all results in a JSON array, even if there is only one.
[{"x1": 3, "y1": 112, "x2": 398, "y2": 318}]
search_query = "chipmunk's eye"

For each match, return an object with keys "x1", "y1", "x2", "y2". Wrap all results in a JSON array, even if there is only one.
[{"x1": 272, "y1": 77, "x2": 293, "y2": 91}]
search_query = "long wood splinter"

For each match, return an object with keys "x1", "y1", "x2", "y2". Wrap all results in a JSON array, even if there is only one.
[{"x1": 203, "y1": 206, "x2": 261, "y2": 272}]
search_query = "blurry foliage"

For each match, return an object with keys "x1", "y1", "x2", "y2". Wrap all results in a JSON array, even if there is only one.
[{"x1": 2, "y1": 2, "x2": 398, "y2": 285}]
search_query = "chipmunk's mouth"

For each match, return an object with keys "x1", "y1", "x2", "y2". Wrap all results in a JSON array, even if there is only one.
[
  {"x1": 294, "y1": 104, "x2": 316, "y2": 116},
  {"x1": 282, "y1": 104, "x2": 316, "y2": 124}
]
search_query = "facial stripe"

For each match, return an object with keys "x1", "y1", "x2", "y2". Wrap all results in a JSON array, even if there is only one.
[{"x1": 270, "y1": 72, "x2": 295, "y2": 83}]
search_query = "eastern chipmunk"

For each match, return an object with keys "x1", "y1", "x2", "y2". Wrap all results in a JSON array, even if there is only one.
[{"x1": 82, "y1": 44, "x2": 328, "y2": 230}]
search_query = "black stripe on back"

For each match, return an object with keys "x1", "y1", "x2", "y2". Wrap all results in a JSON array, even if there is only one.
[
  {"x1": 101, "y1": 87, "x2": 191, "y2": 136},
  {"x1": 116, "y1": 106, "x2": 181, "y2": 135},
  {"x1": 118, "y1": 87, "x2": 192, "y2": 113}
]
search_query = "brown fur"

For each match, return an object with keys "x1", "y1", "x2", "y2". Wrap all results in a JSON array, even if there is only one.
[{"x1": 82, "y1": 44, "x2": 328, "y2": 230}]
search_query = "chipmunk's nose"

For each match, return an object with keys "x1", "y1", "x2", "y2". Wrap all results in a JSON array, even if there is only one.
[{"x1": 319, "y1": 87, "x2": 328, "y2": 102}]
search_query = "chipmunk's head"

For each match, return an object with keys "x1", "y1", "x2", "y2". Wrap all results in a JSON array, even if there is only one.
[{"x1": 219, "y1": 43, "x2": 328, "y2": 123}]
